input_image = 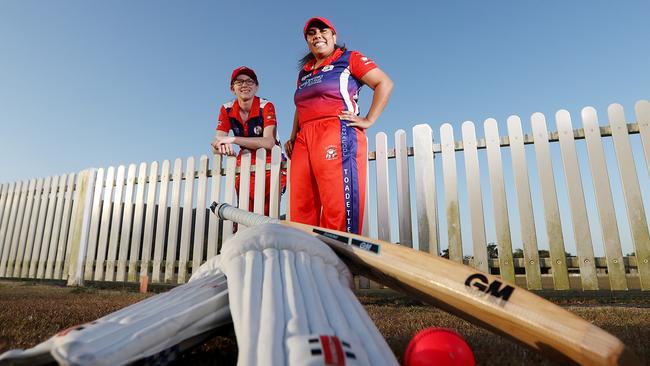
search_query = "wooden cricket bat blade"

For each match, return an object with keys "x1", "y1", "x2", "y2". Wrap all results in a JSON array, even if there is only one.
[{"x1": 211, "y1": 203, "x2": 640, "y2": 366}]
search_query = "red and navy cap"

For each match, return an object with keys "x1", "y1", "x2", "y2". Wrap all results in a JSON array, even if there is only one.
[
  {"x1": 303, "y1": 17, "x2": 336, "y2": 38},
  {"x1": 230, "y1": 66, "x2": 258, "y2": 85}
]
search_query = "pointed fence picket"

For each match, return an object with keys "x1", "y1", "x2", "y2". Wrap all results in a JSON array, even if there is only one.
[
  {"x1": 177, "y1": 157, "x2": 195, "y2": 284},
  {"x1": 0, "y1": 184, "x2": 9, "y2": 247},
  {"x1": 36, "y1": 175, "x2": 59, "y2": 279},
  {"x1": 253, "y1": 149, "x2": 266, "y2": 215},
  {"x1": 54, "y1": 173, "x2": 75, "y2": 279},
  {"x1": 84, "y1": 168, "x2": 105, "y2": 281},
  {"x1": 191, "y1": 155, "x2": 210, "y2": 278},
  {"x1": 44, "y1": 175, "x2": 67, "y2": 279},
  {"x1": 581, "y1": 107, "x2": 628, "y2": 290},
  {"x1": 207, "y1": 156, "x2": 222, "y2": 258},
  {"x1": 506, "y1": 116, "x2": 542, "y2": 290},
  {"x1": 375, "y1": 132, "x2": 391, "y2": 242},
  {"x1": 20, "y1": 179, "x2": 43, "y2": 278},
  {"x1": 412, "y1": 124, "x2": 438, "y2": 255},
  {"x1": 152, "y1": 160, "x2": 170, "y2": 283},
  {"x1": 485, "y1": 119, "x2": 516, "y2": 283},
  {"x1": 0, "y1": 182, "x2": 16, "y2": 274},
  {"x1": 1, "y1": 100, "x2": 649, "y2": 291},
  {"x1": 127, "y1": 163, "x2": 147, "y2": 282},
  {"x1": 140, "y1": 161, "x2": 159, "y2": 281},
  {"x1": 14, "y1": 179, "x2": 36, "y2": 278},
  {"x1": 221, "y1": 156, "x2": 237, "y2": 242},
  {"x1": 94, "y1": 167, "x2": 114, "y2": 281},
  {"x1": 556, "y1": 110, "x2": 599, "y2": 290},
  {"x1": 28, "y1": 177, "x2": 51, "y2": 278},
  {"x1": 609, "y1": 104, "x2": 650, "y2": 289},
  {"x1": 5, "y1": 181, "x2": 27, "y2": 277},
  {"x1": 116, "y1": 164, "x2": 137, "y2": 281},
  {"x1": 462, "y1": 122, "x2": 489, "y2": 272},
  {"x1": 395, "y1": 130, "x2": 412, "y2": 248},
  {"x1": 64, "y1": 169, "x2": 96, "y2": 285},
  {"x1": 269, "y1": 146, "x2": 282, "y2": 219},
  {"x1": 238, "y1": 151, "x2": 252, "y2": 223},
  {"x1": 0, "y1": 182, "x2": 21, "y2": 276},
  {"x1": 531, "y1": 113, "x2": 571, "y2": 290},
  {"x1": 164, "y1": 159, "x2": 183, "y2": 283},
  {"x1": 440, "y1": 124, "x2": 463, "y2": 263},
  {"x1": 105, "y1": 165, "x2": 125, "y2": 282}
]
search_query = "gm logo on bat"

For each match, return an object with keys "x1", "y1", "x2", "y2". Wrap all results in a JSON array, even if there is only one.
[{"x1": 464, "y1": 273, "x2": 515, "y2": 302}]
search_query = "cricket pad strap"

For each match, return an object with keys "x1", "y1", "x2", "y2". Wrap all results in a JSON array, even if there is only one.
[
  {"x1": 221, "y1": 223, "x2": 398, "y2": 366},
  {"x1": 0, "y1": 255, "x2": 230, "y2": 366}
]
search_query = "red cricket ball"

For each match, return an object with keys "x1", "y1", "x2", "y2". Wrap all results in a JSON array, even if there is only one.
[{"x1": 404, "y1": 327, "x2": 475, "y2": 366}]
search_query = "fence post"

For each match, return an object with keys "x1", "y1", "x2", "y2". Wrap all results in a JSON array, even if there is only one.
[
  {"x1": 412, "y1": 124, "x2": 438, "y2": 255},
  {"x1": 66, "y1": 168, "x2": 96, "y2": 286}
]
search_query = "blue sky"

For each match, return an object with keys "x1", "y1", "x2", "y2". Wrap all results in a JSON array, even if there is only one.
[
  {"x1": 1, "y1": 1, "x2": 649, "y2": 255},
  {"x1": 1, "y1": 0, "x2": 648, "y2": 183}
]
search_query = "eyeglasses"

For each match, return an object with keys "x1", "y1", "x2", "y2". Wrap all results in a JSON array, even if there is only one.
[{"x1": 233, "y1": 79, "x2": 256, "y2": 87}]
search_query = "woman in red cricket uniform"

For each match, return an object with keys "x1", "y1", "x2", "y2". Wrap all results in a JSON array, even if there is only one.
[
  {"x1": 285, "y1": 17, "x2": 393, "y2": 233},
  {"x1": 212, "y1": 66, "x2": 286, "y2": 215}
]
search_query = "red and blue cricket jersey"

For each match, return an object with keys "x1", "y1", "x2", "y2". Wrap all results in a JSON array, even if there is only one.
[
  {"x1": 217, "y1": 96, "x2": 278, "y2": 166},
  {"x1": 217, "y1": 96, "x2": 286, "y2": 215},
  {"x1": 295, "y1": 49, "x2": 377, "y2": 126},
  {"x1": 291, "y1": 49, "x2": 377, "y2": 234}
]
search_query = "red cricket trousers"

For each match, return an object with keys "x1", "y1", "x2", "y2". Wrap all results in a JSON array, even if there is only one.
[{"x1": 289, "y1": 119, "x2": 367, "y2": 234}]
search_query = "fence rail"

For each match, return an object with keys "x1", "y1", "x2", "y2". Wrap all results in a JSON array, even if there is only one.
[{"x1": 1, "y1": 100, "x2": 649, "y2": 291}]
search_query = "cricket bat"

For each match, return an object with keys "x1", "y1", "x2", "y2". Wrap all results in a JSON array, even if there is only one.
[{"x1": 210, "y1": 202, "x2": 639, "y2": 366}]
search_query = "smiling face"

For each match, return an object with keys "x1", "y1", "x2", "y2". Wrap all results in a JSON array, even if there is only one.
[
  {"x1": 305, "y1": 25, "x2": 337, "y2": 62},
  {"x1": 230, "y1": 75, "x2": 258, "y2": 102}
]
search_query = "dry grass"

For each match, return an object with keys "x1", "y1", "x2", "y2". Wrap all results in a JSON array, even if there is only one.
[
  {"x1": 1, "y1": 280, "x2": 648, "y2": 365},
  {"x1": 360, "y1": 294, "x2": 650, "y2": 365}
]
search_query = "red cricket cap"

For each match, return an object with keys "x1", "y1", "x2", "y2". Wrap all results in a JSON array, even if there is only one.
[
  {"x1": 230, "y1": 66, "x2": 258, "y2": 85},
  {"x1": 303, "y1": 17, "x2": 336, "y2": 38}
]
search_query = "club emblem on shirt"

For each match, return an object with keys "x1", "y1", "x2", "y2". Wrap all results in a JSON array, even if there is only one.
[
  {"x1": 253, "y1": 125, "x2": 262, "y2": 135},
  {"x1": 325, "y1": 145, "x2": 338, "y2": 160}
]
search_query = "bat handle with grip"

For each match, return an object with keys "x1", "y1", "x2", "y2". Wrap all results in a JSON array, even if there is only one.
[{"x1": 210, "y1": 202, "x2": 280, "y2": 226}]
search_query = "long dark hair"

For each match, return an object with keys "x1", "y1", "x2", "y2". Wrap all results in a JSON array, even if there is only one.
[{"x1": 298, "y1": 44, "x2": 346, "y2": 69}]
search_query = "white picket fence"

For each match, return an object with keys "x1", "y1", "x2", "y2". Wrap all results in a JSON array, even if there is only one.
[{"x1": 1, "y1": 100, "x2": 649, "y2": 291}]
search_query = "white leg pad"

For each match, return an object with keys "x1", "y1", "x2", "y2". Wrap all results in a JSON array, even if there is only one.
[
  {"x1": 0, "y1": 255, "x2": 230, "y2": 366},
  {"x1": 221, "y1": 223, "x2": 398, "y2": 366}
]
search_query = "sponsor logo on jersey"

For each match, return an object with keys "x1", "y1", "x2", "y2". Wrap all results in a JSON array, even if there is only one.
[
  {"x1": 464, "y1": 273, "x2": 514, "y2": 302},
  {"x1": 299, "y1": 74, "x2": 323, "y2": 89},
  {"x1": 325, "y1": 145, "x2": 337, "y2": 160},
  {"x1": 322, "y1": 65, "x2": 334, "y2": 72}
]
